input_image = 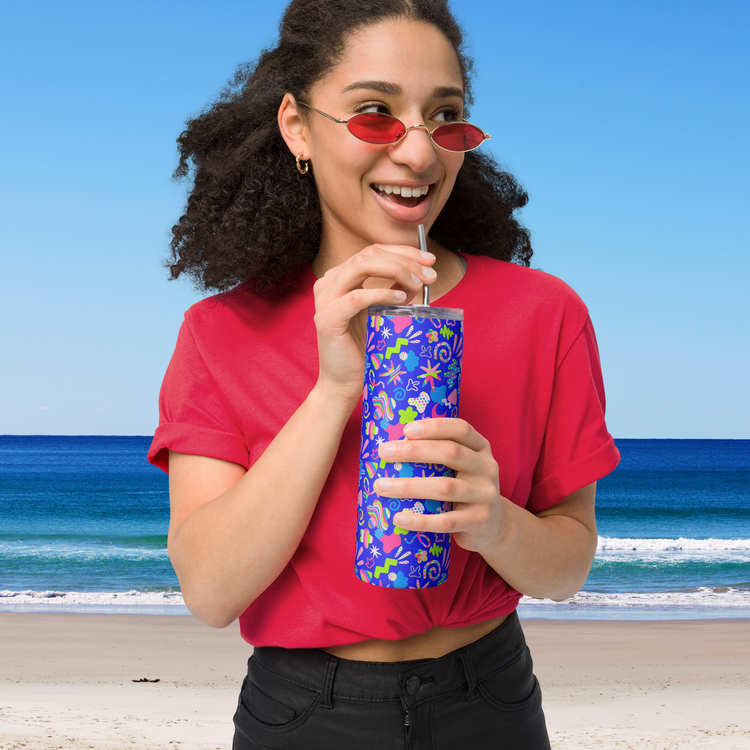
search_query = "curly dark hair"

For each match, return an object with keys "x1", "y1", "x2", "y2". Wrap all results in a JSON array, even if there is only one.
[{"x1": 167, "y1": 0, "x2": 532, "y2": 294}]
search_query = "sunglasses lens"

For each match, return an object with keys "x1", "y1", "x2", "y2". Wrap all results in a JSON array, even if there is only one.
[
  {"x1": 432, "y1": 123, "x2": 486, "y2": 152},
  {"x1": 348, "y1": 113, "x2": 405, "y2": 144}
]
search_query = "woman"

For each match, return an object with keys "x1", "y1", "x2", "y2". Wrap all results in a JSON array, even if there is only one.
[{"x1": 149, "y1": 1, "x2": 620, "y2": 747}]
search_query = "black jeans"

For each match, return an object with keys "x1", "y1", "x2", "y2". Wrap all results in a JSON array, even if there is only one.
[{"x1": 232, "y1": 611, "x2": 550, "y2": 749}]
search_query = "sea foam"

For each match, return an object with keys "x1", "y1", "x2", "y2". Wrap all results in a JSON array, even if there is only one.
[
  {"x1": 0, "y1": 589, "x2": 185, "y2": 606},
  {"x1": 597, "y1": 537, "x2": 750, "y2": 552},
  {"x1": 521, "y1": 587, "x2": 750, "y2": 609}
]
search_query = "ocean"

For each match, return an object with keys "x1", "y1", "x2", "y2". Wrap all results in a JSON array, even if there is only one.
[{"x1": 1, "y1": 436, "x2": 748, "y2": 619}]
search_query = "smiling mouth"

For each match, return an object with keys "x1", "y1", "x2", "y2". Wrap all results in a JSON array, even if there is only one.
[{"x1": 372, "y1": 183, "x2": 432, "y2": 208}]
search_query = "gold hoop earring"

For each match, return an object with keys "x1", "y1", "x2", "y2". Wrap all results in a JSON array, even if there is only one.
[{"x1": 296, "y1": 153, "x2": 309, "y2": 175}]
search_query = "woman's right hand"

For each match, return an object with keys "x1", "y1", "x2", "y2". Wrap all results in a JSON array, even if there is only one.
[
  {"x1": 311, "y1": 243, "x2": 437, "y2": 403},
  {"x1": 167, "y1": 244, "x2": 436, "y2": 628}
]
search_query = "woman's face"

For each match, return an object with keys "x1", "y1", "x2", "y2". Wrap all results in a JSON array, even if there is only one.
[{"x1": 300, "y1": 19, "x2": 466, "y2": 254}]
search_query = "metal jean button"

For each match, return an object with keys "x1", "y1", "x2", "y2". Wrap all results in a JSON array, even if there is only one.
[{"x1": 406, "y1": 675, "x2": 421, "y2": 695}]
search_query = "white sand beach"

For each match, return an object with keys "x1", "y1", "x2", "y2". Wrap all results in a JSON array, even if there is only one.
[{"x1": 0, "y1": 613, "x2": 748, "y2": 749}]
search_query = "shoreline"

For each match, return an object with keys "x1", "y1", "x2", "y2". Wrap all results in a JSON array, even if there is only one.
[{"x1": 2, "y1": 613, "x2": 749, "y2": 749}]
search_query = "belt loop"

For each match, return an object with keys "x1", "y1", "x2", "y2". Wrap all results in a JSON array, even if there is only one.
[
  {"x1": 320, "y1": 655, "x2": 338, "y2": 710},
  {"x1": 458, "y1": 650, "x2": 478, "y2": 701}
]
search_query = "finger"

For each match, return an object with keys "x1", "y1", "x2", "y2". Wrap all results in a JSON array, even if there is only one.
[
  {"x1": 345, "y1": 251, "x2": 434, "y2": 294},
  {"x1": 315, "y1": 271, "x2": 420, "y2": 310},
  {"x1": 377, "y1": 436, "x2": 478, "y2": 474},
  {"x1": 373, "y1": 474, "x2": 464, "y2": 503},
  {"x1": 402, "y1": 418, "x2": 488, "y2": 453},
  {"x1": 317, "y1": 246, "x2": 436, "y2": 303},
  {"x1": 315, "y1": 260, "x2": 421, "y2": 310},
  {"x1": 315, "y1": 287, "x2": 408, "y2": 337},
  {"x1": 392, "y1": 505, "x2": 467, "y2": 534},
  {"x1": 316, "y1": 243, "x2": 435, "y2": 290},
  {"x1": 370, "y1": 242, "x2": 437, "y2": 267}
]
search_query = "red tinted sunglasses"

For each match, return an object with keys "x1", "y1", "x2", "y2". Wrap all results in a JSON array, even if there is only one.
[{"x1": 298, "y1": 102, "x2": 491, "y2": 153}]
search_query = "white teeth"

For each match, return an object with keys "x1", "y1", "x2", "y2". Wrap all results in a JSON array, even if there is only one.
[{"x1": 375, "y1": 184, "x2": 430, "y2": 197}]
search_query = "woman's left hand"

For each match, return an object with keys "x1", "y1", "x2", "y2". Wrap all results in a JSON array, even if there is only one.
[{"x1": 374, "y1": 418, "x2": 506, "y2": 556}]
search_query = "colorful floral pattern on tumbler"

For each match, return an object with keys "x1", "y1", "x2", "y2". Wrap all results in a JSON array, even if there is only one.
[{"x1": 356, "y1": 304, "x2": 464, "y2": 589}]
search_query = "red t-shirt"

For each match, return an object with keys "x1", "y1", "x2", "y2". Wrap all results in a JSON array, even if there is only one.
[{"x1": 149, "y1": 254, "x2": 620, "y2": 647}]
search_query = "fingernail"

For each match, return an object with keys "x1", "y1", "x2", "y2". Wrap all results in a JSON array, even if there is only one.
[
  {"x1": 394, "y1": 290, "x2": 406, "y2": 300},
  {"x1": 376, "y1": 478, "x2": 392, "y2": 492},
  {"x1": 404, "y1": 421, "x2": 422, "y2": 436},
  {"x1": 411, "y1": 273, "x2": 421, "y2": 285},
  {"x1": 423, "y1": 267, "x2": 437, "y2": 279},
  {"x1": 379, "y1": 443, "x2": 396, "y2": 457},
  {"x1": 420, "y1": 250, "x2": 436, "y2": 260}
]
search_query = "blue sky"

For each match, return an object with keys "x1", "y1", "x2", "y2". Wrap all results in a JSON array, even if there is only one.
[{"x1": 1, "y1": 0, "x2": 748, "y2": 438}]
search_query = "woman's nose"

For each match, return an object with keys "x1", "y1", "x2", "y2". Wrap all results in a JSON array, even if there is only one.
[{"x1": 389, "y1": 124, "x2": 437, "y2": 173}]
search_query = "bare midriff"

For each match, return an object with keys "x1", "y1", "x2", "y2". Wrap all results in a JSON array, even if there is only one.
[{"x1": 320, "y1": 613, "x2": 509, "y2": 662}]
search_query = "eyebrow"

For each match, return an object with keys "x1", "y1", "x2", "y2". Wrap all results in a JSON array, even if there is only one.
[
  {"x1": 433, "y1": 86, "x2": 465, "y2": 100},
  {"x1": 341, "y1": 80, "x2": 464, "y2": 101}
]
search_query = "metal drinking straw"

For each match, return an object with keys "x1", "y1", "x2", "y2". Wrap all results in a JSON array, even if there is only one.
[{"x1": 418, "y1": 224, "x2": 430, "y2": 306}]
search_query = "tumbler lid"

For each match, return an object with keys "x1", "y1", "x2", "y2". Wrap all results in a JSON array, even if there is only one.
[{"x1": 368, "y1": 305, "x2": 463, "y2": 320}]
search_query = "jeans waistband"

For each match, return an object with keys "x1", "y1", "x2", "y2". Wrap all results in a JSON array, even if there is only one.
[{"x1": 252, "y1": 610, "x2": 526, "y2": 705}]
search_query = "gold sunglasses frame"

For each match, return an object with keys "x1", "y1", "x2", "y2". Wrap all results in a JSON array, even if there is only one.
[{"x1": 297, "y1": 101, "x2": 491, "y2": 153}]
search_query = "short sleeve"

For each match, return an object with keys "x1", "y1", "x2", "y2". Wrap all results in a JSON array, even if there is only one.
[
  {"x1": 147, "y1": 316, "x2": 249, "y2": 473},
  {"x1": 527, "y1": 315, "x2": 620, "y2": 512}
]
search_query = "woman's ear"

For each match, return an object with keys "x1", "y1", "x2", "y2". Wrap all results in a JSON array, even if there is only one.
[{"x1": 278, "y1": 93, "x2": 310, "y2": 160}]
